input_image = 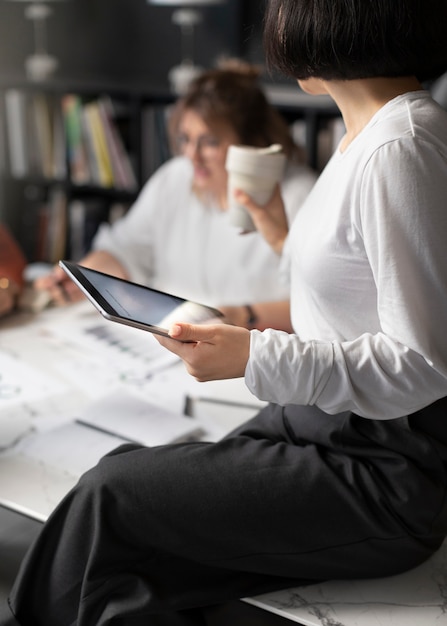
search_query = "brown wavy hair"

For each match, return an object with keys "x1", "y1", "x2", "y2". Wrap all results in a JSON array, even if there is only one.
[{"x1": 168, "y1": 58, "x2": 305, "y2": 163}]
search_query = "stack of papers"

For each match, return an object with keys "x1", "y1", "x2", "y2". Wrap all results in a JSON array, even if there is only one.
[
  {"x1": 14, "y1": 391, "x2": 204, "y2": 475},
  {"x1": 0, "y1": 391, "x2": 204, "y2": 520}
]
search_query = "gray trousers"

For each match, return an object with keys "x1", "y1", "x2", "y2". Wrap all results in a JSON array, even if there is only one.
[{"x1": 5, "y1": 399, "x2": 447, "y2": 625}]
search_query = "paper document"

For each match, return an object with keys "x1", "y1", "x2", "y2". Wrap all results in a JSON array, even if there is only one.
[
  {"x1": 78, "y1": 391, "x2": 204, "y2": 447},
  {"x1": 0, "y1": 390, "x2": 205, "y2": 518},
  {"x1": 3, "y1": 391, "x2": 204, "y2": 478},
  {"x1": 11, "y1": 421, "x2": 126, "y2": 477}
]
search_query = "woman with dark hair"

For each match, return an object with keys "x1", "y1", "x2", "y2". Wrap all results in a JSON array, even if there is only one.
[
  {"x1": 4, "y1": 1, "x2": 447, "y2": 625},
  {"x1": 35, "y1": 58, "x2": 316, "y2": 330}
]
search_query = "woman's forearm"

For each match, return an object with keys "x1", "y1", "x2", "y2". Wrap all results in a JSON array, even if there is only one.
[
  {"x1": 80, "y1": 250, "x2": 130, "y2": 280},
  {"x1": 220, "y1": 300, "x2": 292, "y2": 332}
]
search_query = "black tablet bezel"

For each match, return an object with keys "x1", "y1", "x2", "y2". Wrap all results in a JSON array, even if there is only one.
[{"x1": 59, "y1": 260, "x2": 223, "y2": 339}]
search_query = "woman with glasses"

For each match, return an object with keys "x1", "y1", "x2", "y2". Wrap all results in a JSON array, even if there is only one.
[{"x1": 35, "y1": 58, "x2": 317, "y2": 331}]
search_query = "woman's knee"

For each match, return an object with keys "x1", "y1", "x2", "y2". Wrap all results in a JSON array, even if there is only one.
[{"x1": 77, "y1": 444, "x2": 143, "y2": 499}]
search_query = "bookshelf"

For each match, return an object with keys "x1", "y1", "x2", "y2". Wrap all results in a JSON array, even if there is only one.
[
  {"x1": 0, "y1": 78, "x2": 174, "y2": 263},
  {"x1": 0, "y1": 78, "x2": 341, "y2": 265}
]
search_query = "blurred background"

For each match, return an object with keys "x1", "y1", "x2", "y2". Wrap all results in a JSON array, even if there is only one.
[{"x1": 0, "y1": 0, "x2": 268, "y2": 85}]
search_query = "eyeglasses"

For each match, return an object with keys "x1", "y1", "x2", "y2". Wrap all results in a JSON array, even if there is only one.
[{"x1": 176, "y1": 133, "x2": 222, "y2": 156}]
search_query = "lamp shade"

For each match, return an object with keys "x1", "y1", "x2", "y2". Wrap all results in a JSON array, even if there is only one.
[
  {"x1": 6, "y1": 0, "x2": 70, "y2": 80},
  {"x1": 148, "y1": 1, "x2": 225, "y2": 5}
]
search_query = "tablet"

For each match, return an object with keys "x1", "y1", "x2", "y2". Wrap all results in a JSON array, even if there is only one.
[{"x1": 59, "y1": 261, "x2": 224, "y2": 340}]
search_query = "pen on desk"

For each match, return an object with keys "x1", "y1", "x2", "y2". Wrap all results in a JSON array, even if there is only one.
[
  {"x1": 75, "y1": 419, "x2": 141, "y2": 445},
  {"x1": 195, "y1": 396, "x2": 262, "y2": 410},
  {"x1": 182, "y1": 395, "x2": 262, "y2": 418},
  {"x1": 183, "y1": 394, "x2": 194, "y2": 417}
]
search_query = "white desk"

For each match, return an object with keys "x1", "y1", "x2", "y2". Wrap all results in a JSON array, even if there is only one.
[
  {"x1": 1, "y1": 303, "x2": 447, "y2": 626},
  {"x1": 245, "y1": 540, "x2": 447, "y2": 625},
  {"x1": 0, "y1": 301, "x2": 263, "y2": 521}
]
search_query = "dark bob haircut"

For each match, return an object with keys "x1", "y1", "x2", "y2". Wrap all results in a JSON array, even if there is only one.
[{"x1": 264, "y1": 0, "x2": 447, "y2": 82}]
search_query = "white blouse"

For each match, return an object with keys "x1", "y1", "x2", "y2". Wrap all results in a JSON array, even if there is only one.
[
  {"x1": 93, "y1": 156, "x2": 317, "y2": 308},
  {"x1": 246, "y1": 92, "x2": 447, "y2": 419}
]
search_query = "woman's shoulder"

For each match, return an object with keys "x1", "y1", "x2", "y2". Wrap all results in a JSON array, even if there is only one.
[
  {"x1": 375, "y1": 91, "x2": 447, "y2": 143},
  {"x1": 128, "y1": 156, "x2": 194, "y2": 219},
  {"x1": 142, "y1": 156, "x2": 193, "y2": 189}
]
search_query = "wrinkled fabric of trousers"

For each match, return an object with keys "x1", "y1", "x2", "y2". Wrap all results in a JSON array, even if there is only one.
[{"x1": 5, "y1": 399, "x2": 447, "y2": 626}]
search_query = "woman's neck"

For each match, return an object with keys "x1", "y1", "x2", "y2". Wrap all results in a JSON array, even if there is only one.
[
  {"x1": 193, "y1": 184, "x2": 228, "y2": 210},
  {"x1": 325, "y1": 76, "x2": 423, "y2": 151}
]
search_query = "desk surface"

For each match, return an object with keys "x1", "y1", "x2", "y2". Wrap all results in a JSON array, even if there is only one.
[
  {"x1": 0, "y1": 301, "x2": 263, "y2": 520},
  {"x1": 245, "y1": 538, "x2": 447, "y2": 625},
  {"x1": 1, "y1": 303, "x2": 446, "y2": 626}
]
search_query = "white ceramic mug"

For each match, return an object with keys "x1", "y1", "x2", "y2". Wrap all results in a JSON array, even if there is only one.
[{"x1": 225, "y1": 143, "x2": 286, "y2": 233}]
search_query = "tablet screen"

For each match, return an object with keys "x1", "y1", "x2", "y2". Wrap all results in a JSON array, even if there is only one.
[
  {"x1": 60, "y1": 261, "x2": 222, "y2": 334},
  {"x1": 80, "y1": 265, "x2": 184, "y2": 326}
]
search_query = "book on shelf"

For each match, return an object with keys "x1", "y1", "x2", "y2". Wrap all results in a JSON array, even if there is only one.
[
  {"x1": 31, "y1": 93, "x2": 54, "y2": 179},
  {"x1": 82, "y1": 100, "x2": 114, "y2": 188},
  {"x1": 68, "y1": 197, "x2": 117, "y2": 260},
  {"x1": 19, "y1": 187, "x2": 67, "y2": 264},
  {"x1": 37, "y1": 187, "x2": 67, "y2": 264},
  {"x1": 4, "y1": 89, "x2": 28, "y2": 178},
  {"x1": 46, "y1": 186, "x2": 68, "y2": 263},
  {"x1": 68, "y1": 199, "x2": 87, "y2": 261},
  {"x1": 5, "y1": 90, "x2": 67, "y2": 181},
  {"x1": 4, "y1": 89, "x2": 137, "y2": 191},
  {"x1": 97, "y1": 96, "x2": 138, "y2": 191},
  {"x1": 63, "y1": 94, "x2": 138, "y2": 190},
  {"x1": 62, "y1": 93, "x2": 91, "y2": 185},
  {"x1": 52, "y1": 98, "x2": 68, "y2": 180},
  {"x1": 80, "y1": 103, "x2": 102, "y2": 187},
  {"x1": 34, "y1": 203, "x2": 50, "y2": 262},
  {"x1": 141, "y1": 104, "x2": 172, "y2": 181},
  {"x1": 25, "y1": 94, "x2": 40, "y2": 178}
]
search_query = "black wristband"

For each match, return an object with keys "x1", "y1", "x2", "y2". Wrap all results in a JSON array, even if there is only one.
[{"x1": 245, "y1": 304, "x2": 258, "y2": 328}]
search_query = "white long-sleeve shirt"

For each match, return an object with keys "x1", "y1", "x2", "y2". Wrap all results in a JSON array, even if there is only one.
[
  {"x1": 246, "y1": 91, "x2": 447, "y2": 419},
  {"x1": 92, "y1": 156, "x2": 317, "y2": 307}
]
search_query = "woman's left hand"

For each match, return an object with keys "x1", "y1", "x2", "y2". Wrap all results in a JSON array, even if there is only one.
[{"x1": 155, "y1": 322, "x2": 251, "y2": 382}]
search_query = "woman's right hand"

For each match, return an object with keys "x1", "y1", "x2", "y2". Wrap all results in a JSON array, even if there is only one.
[
  {"x1": 233, "y1": 185, "x2": 289, "y2": 255},
  {"x1": 34, "y1": 265, "x2": 84, "y2": 305},
  {"x1": 34, "y1": 252, "x2": 129, "y2": 307},
  {"x1": 155, "y1": 322, "x2": 251, "y2": 383}
]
